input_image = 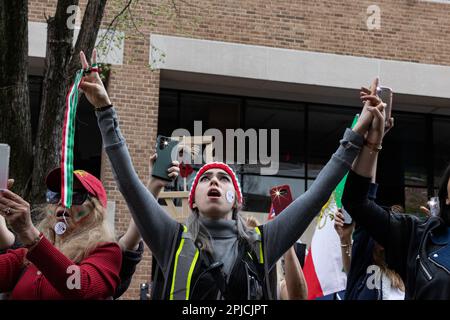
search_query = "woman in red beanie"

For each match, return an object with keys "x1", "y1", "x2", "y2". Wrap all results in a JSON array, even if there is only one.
[
  {"x1": 80, "y1": 49, "x2": 385, "y2": 299},
  {"x1": 0, "y1": 168, "x2": 121, "y2": 299}
]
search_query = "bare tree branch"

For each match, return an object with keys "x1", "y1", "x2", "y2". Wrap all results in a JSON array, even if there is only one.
[{"x1": 96, "y1": 0, "x2": 133, "y2": 50}]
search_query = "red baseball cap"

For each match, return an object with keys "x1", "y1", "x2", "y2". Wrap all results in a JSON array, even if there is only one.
[{"x1": 46, "y1": 168, "x2": 108, "y2": 208}]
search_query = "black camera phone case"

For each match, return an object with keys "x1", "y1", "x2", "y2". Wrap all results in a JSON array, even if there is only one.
[{"x1": 152, "y1": 136, "x2": 179, "y2": 181}]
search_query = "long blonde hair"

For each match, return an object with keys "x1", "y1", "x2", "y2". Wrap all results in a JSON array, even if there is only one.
[
  {"x1": 372, "y1": 244, "x2": 405, "y2": 291},
  {"x1": 36, "y1": 197, "x2": 115, "y2": 263}
]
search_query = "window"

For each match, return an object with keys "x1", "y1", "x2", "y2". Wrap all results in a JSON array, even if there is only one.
[
  {"x1": 433, "y1": 117, "x2": 450, "y2": 189},
  {"x1": 158, "y1": 89, "x2": 447, "y2": 213},
  {"x1": 377, "y1": 113, "x2": 428, "y2": 210},
  {"x1": 308, "y1": 105, "x2": 357, "y2": 178}
]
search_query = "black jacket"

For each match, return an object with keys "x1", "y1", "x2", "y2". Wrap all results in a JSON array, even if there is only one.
[
  {"x1": 342, "y1": 170, "x2": 450, "y2": 300},
  {"x1": 150, "y1": 223, "x2": 276, "y2": 300},
  {"x1": 345, "y1": 183, "x2": 381, "y2": 300},
  {"x1": 113, "y1": 240, "x2": 144, "y2": 299}
]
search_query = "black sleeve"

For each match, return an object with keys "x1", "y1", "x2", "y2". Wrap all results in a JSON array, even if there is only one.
[
  {"x1": 113, "y1": 240, "x2": 145, "y2": 299},
  {"x1": 342, "y1": 170, "x2": 416, "y2": 279}
]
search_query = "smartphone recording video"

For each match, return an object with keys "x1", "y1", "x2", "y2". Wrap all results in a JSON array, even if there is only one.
[
  {"x1": 377, "y1": 86, "x2": 393, "y2": 127},
  {"x1": 0, "y1": 144, "x2": 10, "y2": 190}
]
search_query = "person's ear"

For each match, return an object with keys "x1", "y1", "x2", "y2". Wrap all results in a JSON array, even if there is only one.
[
  {"x1": 446, "y1": 198, "x2": 450, "y2": 205},
  {"x1": 192, "y1": 202, "x2": 197, "y2": 209}
]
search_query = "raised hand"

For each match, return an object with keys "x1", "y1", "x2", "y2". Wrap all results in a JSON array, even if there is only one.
[
  {"x1": 352, "y1": 77, "x2": 380, "y2": 136},
  {"x1": 79, "y1": 49, "x2": 112, "y2": 109},
  {"x1": 147, "y1": 153, "x2": 180, "y2": 190},
  {"x1": 334, "y1": 209, "x2": 354, "y2": 242},
  {"x1": 0, "y1": 188, "x2": 40, "y2": 245},
  {"x1": 419, "y1": 206, "x2": 431, "y2": 217},
  {"x1": 360, "y1": 83, "x2": 395, "y2": 140}
]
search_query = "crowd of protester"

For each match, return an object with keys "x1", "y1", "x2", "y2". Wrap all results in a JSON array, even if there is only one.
[{"x1": 1, "y1": 49, "x2": 449, "y2": 300}]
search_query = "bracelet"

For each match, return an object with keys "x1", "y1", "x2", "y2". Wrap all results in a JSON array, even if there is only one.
[
  {"x1": 364, "y1": 140, "x2": 382, "y2": 153},
  {"x1": 24, "y1": 232, "x2": 43, "y2": 250},
  {"x1": 341, "y1": 243, "x2": 352, "y2": 257},
  {"x1": 95, "y1": 104, "x2": 113, "y2": 112}
]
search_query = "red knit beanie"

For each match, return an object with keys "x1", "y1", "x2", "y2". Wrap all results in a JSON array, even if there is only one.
[{"x1": 188, "y1": 162, "x2": 243, "y2": 210}]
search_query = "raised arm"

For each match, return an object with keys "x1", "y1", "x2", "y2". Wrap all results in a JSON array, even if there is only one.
[
  {"x1": 79, "y1": 50, "x2": 179, "y2": 271},
  {"x1": 263, "y1": 78, "x2": 383, "y2": 268},
  {"x1": 118, "y1": 154, "x2": 180, "y2": 252},
  {"x1": 342, "y1": 86, "x2": 414, "y2": 279},
  {"x1": 283, "y1": 246, "x2": 308, "y2": 300},
  {"x1": 334, "y1": 209, "x2": 354, "y2": 274},
  {"x1": 264, "y1": 128, "x2": 363, "y2": 267}
]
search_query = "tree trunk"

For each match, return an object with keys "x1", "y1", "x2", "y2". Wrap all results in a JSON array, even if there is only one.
[
  {"x1": 69, "y1": 0, "x2": 108, "y2": 75},
  {"x1": 30, "y1": 0, "x2": 79, "y2": 203},
  {"x1": 30, "y1": 0, "x2": 107, "y2": 203},
  {"x1": 0, "y1": 0, "x2": 33, "y2": 197}
]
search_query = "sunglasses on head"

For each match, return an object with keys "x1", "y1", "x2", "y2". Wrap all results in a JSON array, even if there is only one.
[{"x1": 46, "y1": 190, "x2": 89, "y2": 205}]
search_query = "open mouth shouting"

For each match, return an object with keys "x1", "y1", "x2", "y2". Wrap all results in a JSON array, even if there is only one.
[{"x1": 207, "y1": 187, "x2": 222, "y2": 200}]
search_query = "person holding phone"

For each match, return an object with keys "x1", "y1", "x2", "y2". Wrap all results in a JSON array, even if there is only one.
[
  {"x1": 114, "y1": 154, "x2": 179, "y2": 299},
  {"x1": 335, "y1": 206, "x2": 405, "y2": 300},
  {"x1": 333, "y1": 88, "x2": 404, "y2": 300},
  {"x1": 0, "y1": 169, "x2": 122, "y2": 299},
  {"x1": 342, "y1": 87, "x2": 450, "y2": 299},
  {"x1": 267, "y1": 185, "x2": 308, "y2": 300},
  {"x1": 81, "y1": 48, "x2": 383, "y2": 299}
]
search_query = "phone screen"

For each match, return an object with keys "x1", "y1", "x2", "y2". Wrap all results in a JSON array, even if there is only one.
[
  {"x1": 0, "y1": 144, "x2": 10, "y2": 190},
  {"x1": 428, "y1": 197, "x2": 440, "y2": 217},
  {"x1": 342, "y1": 208, "x2": 353, "y2": 225}
]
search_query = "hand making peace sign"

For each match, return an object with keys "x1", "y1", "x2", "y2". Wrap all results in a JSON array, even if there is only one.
[{"x1": 79, "y1": 49, "x2": 112, "y2": 109}]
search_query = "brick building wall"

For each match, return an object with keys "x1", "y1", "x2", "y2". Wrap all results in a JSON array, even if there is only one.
[{"x1": 28, "y1": 0, "x2": 450, "y2": 299}]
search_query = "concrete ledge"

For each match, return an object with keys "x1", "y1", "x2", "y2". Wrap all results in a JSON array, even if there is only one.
[
  {"x1": 29, "y1": 21, "x2": 124, "y2": 65},
  {"x1": 150, "y1": 34, "x2": 450, "y2": 102}
]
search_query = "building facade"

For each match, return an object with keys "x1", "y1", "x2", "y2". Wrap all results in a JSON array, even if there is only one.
[{"x1": 28, "y1": 0, "x2": 450, "y2": 299}]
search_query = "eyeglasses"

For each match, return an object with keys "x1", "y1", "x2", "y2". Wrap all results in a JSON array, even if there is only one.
[{"x1": 46, "y1": 190, "x2": 88, "y2": 205}]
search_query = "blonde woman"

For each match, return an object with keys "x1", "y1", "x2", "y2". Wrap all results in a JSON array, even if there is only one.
[
  {"x1": 335, "y1": 209, "x2": 405, "y2": 300},
  {"x1": 0, "y1": 169, "x2": 121, "y2": 299}
]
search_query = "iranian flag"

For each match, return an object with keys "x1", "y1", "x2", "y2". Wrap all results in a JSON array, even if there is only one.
[
  {"x1": 303, "y1": 191, "x2": 347, "y2": 299},
  {"x1": 303, "y1": 115, "x2": 358, "y2": 300}
]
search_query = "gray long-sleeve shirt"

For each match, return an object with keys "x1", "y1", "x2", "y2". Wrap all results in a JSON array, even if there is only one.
[{"x1": 96, "y1": 107, "x2": 363, "y2": 278}]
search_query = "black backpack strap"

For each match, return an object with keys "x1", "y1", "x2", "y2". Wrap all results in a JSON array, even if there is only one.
[{"x1": 199, "y1": 250, "x2": 229, "y2": 300}]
